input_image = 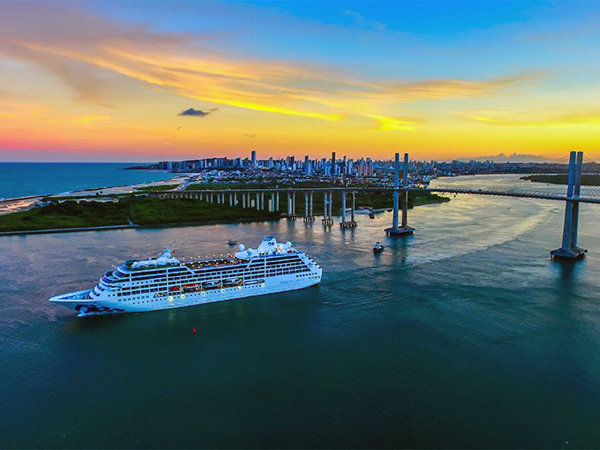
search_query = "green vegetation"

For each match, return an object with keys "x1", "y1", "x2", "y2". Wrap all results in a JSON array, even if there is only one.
[
  {"x1": 355, "y1": 191, "x2": 449, "y2": 209},
  {"x1": 134, "y1": 184, "x2": 179, "y2": 192},
  {"x1": 0, "y1": 197, "x2": 280, "y2": 232},
  {"x1": 0, "y1": 189, "x2": 448, "y2": 233},
  {"x1": 521, "y1": 174, "x2": 600, "y2": 186},
  {"x1": 42, "y1": 193, "x2": 121, "y2": 202}
]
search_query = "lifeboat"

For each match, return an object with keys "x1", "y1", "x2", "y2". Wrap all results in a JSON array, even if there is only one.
[
  {"x1": 202, "y1": 281, "x2": 221, "y2": 290},
  {"x1": 223, "y1": 278, "x2": 242, "y2": 287},
  {"x1": 183, "y1": 284, "x2": 199, "y2": 293}
]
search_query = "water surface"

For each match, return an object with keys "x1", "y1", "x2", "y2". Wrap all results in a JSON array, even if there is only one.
[
  {"x1": 1, "y1": 178, "x2": 600, "y2": 448},
  {"x1": 0, "y1": 163, "x2": 175, "y2": 199}
]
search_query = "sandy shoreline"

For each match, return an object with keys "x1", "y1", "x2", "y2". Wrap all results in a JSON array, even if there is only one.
[{"x1": 0, "y1": 175, "x2": 191, "y2": 216}]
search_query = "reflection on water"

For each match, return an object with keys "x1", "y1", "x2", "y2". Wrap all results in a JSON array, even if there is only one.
[{"x1": 2, "y1": 178, "x2": 600, "y2": 448}]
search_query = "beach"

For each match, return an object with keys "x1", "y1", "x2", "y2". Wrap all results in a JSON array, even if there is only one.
[{"x1": 0, "y1": 175, "x2": 190, "y2": 216}]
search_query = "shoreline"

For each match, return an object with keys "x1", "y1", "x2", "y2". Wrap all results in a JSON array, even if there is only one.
[
  {"x1": 0, "y1": 215, "x2": 284, "y2": 236},
  {"x1": 0, "y1": 175, "x2": 190, "y2": 216}
]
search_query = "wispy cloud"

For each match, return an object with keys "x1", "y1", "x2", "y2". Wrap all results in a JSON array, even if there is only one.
[
  {"x1": 365, "y1": 114, "x2": 423, "y2": 131},
  {"x1": 466, "y1": 110, "x2": 600, "y2": 127},
  {"x1": 75, "y1": 115, "x2": 111, "y2": 124},
  {"x1": 343, "y1": 10, "x2": 387, "y2": 31}
]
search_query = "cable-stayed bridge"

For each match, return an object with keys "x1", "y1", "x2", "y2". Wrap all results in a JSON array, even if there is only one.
[
  {"x1": 158, "y1": 151, "x2": 596, "y2": 260},
  {"x1": 421, "y1": 161, "x2": 600, "y2": 204}
]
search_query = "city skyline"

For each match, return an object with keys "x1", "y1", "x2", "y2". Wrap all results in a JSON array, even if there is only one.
[{"x1": 2, "y1": 1, "x2": 600, "y2": 162}]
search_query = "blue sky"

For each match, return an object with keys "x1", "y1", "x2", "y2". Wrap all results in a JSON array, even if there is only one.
[{"x1": 1, "y1": 1, "x2": 600, "y2": 161}]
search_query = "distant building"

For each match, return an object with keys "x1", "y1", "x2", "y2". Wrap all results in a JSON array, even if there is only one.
[
  {"x1": 251, "y1": 150, "x2": 257, "y2": 169},
  {"x1": 304, "y1": 155, "x2": 312, "y2": 176},
  {"x1": 331, "y1": 152, "x2": 336, "y2": 177}
]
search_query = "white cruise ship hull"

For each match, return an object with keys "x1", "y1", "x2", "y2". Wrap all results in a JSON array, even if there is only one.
[{"x1": 50, "y1": 273, "x2": 321, "y2": 317}]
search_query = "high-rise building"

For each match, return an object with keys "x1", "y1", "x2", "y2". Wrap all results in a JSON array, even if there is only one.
[
  {"x1": 331, "y1": 152, "x2": 336, "y2": 177},
  {"x1": 304, "y1": 155, "x2": 312, "y2": 176},
  {"x1": 251, "y1": 150, "x2": 257, "y2": 169}
]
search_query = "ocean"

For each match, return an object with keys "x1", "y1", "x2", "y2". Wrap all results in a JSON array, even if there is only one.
[
  {"x1": 0, "y1": 163, "x2": 176, "y2": 199},
  {"x1": 1, "y1": 176, "x2": 600, "y2": 448}
]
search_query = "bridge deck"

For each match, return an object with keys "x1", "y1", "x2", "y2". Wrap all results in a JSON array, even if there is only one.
[{"x1": 161, "y1": 187, "x2": 600, "y2": 204}]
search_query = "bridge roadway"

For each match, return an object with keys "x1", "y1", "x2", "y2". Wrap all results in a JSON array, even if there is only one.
[{"x1": 157, "y1": 186, "x2": 600, "y2": 204}]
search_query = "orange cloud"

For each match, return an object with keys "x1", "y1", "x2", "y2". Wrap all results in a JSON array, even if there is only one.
[{"x1": 0, "y1": 2, "x2": 533, "y2": 133}]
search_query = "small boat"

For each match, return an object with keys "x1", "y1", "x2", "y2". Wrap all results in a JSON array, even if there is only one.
[
  {"x1": 373, "y1": 242, "x2": 384, "y2": 253},
  {"x1": 228, "y1": 240, "x2": 237, "y2": 246}
]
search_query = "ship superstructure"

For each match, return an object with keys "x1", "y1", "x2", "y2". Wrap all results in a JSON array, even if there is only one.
[{"x1": 49, "y1": 237, "x2": 322, "y2": 316}]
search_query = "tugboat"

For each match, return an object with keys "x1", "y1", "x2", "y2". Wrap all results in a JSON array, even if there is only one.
[
  {"x1": 373, "y1": 242, "x2": 384, "y2": 253},
  {"x1": 228, "y1": 239, "x2": 237, "y2": 246}
]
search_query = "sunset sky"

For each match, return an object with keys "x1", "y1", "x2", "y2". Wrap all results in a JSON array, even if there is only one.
[{"x1": 1, "y1": 1, "x2": 600, "y2": 162}]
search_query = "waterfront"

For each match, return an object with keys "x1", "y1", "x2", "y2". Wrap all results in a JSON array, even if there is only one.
[{"x1": 2, "y1": 179, "x2": 600, "y2": 448}]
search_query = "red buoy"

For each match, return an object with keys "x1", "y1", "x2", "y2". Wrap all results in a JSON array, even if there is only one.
[{"x1": 192, "y1": 328, "x2": 196, "y2": 334}]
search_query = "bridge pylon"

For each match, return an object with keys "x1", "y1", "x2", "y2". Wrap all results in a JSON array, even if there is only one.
[
  {"x1": 551, "y1": 151, "x2": 587, "y2": 260},
  {"x1": 385, "y1": 153, "x2": 415, "y2": 236}
]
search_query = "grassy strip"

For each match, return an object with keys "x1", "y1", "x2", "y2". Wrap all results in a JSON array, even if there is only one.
[
  {"x1": 134, "y1": 184, "x2": 179, "y2": 192},
  {"x1": 354, "y1": 191, "x2": 449, "y2": 209},
  {"x1": 0, "y1": 191, "x2": 448, "y2": 232},
  {"x1": 521, "y1": 174, "x2": 600, "y2": 186},
  {"x1": 0, "y1": 197, "x2": 280, "y2": 232}
]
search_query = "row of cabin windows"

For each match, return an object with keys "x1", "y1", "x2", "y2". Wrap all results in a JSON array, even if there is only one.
[
  {"x1": 268, "y1": 267, "x2": 310, "y2": 276},
  {"x1": 115, "y1": 274, "x2": 267, "y2": 295},
  {"x1": 112, "y1": 268, "x2": 311, "y2": 298},
  {"x1": 111, "y1": 264, "x2": 310, "y2": 294}
]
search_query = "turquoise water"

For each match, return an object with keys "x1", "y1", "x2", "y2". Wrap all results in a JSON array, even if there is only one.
[
  {"x1": 1, "y1": 179, "x2": 600, "y2": 448},
  {"x1": 0, "y1": 163, "x2": 176, "y2": 199}
]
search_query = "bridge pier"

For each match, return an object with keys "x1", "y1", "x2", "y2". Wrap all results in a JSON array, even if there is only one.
[
  {"x1": 551, "y1": 151, "x2": 586, "y2": 260},
  {"x1": 303, "y1": 192, "x2": 314, "y2": 222},
  {"x1": 287, "y1": 192, "x2": 297, "y2": 219},
  {"x1": 292, "y1": 192, "x2": 297, "y2": 219},
  {"x1": 340, "y1": 190, "x2": 357, "y2": 228},
  {"x1": 385, "y1": 153, "x2": 415, "y2": 236},
  {"x1": 322, "y1": 191, "x2": 333, "y2": 226}
]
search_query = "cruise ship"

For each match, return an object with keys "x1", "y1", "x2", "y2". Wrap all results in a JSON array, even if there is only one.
[{"x1": 49, "y1": 237, "x2": 322, "y2": 316}]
